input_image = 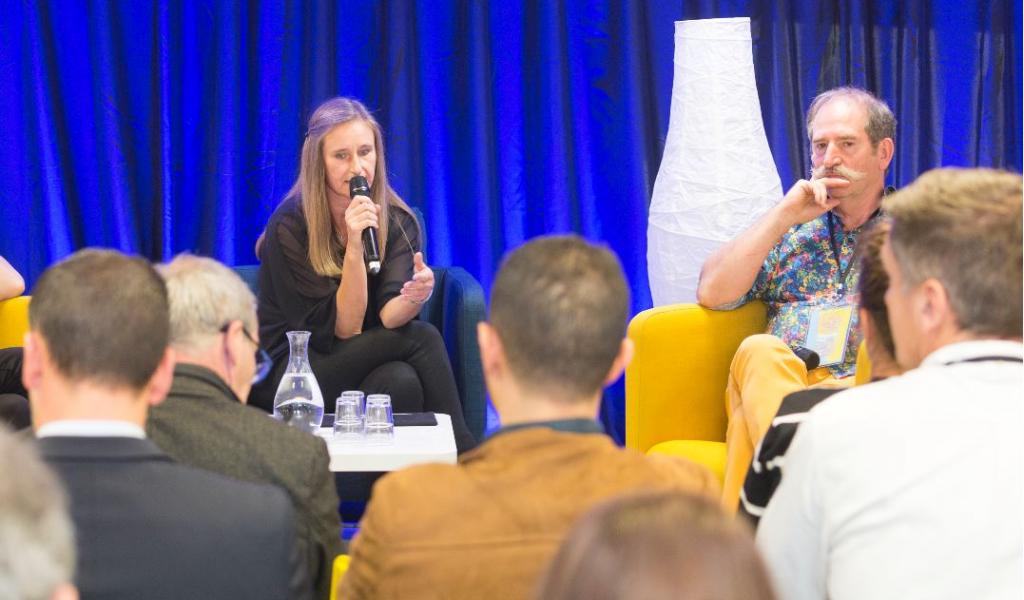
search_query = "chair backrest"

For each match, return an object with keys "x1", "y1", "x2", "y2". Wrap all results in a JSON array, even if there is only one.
[
  {"x1": 0, "y1": 296, "x2": 31, "y2": 349},
  {"x1": 854, "y1": 341, "x2": 873, "y2": 385},
  {"x1": 232, "y1": 265, "x2": 261, "y2": 296},
  {"x1": 625, "y1": 302, "x2": 767, "y2": 452}
]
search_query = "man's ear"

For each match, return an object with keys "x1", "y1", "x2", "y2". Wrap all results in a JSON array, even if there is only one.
[
  {"x1": 223, "y1": 320, "x2": 244, "y2": 373},
  {"x1": 917, "y1": 278, "x2": 953, "y2": 336},
  {"x1": 603, "y1": 338, "x2": 634, "y2": 387},
  {"x1": 477, "y1": 322, "x2": 505, "y2": 380},
  {"x1": 50, "y1": 582, "x2": 79, "y2": 600},
  {"x1": 859, "y1": 307, "x2": 875, "y2": 349},
  {"x1": 21, "y1": 331, "x2": 45, "y2": 393},
  {"x1": 146, "y1": 348, "x2": 176, "y2": 408},
  {"x1": 876, "y1": 138, "x2": 895, "y2": 171}
]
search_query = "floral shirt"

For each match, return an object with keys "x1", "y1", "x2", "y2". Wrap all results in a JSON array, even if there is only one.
[{"x1": 727, "y1": 211, "x2": 882, "y2": 378}]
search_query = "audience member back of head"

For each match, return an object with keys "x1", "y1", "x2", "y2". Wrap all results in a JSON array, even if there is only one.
[
  {"x1": 0, "y1": 426, "x2": 77, "y2": 600},
  {"x1": 148, "y1": 253, "x2": 342, "y2": 600},
  {"x1": 537, "y1": 491, "x2": 776, "y2": 600},
  {"x1": 23, "y1": 249, "x2": 310, "y2": 600},
  {"x1": 756, "y1": 168, "x2": 1024, "y2": 600},
  {"x1": 339, "y1": 235, "x2": 718, "y2": 600}
]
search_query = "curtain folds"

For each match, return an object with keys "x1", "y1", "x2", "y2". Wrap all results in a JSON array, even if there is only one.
[{"x1": 1, "y1": 0, "x2": 1019, "y2": 441}]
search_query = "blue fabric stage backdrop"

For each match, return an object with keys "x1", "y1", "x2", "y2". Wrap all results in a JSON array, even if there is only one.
[{"x1": 2, "y1": 1, "x2": 1019, "y2": 440}]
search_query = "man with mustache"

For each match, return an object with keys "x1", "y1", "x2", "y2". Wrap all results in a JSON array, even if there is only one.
[{"x1": 696, "y1": 87, "x2": 895, "y2": 511}]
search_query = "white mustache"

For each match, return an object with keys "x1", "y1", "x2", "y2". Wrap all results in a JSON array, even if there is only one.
[{"x1": 812, "y1": 164, "x2": 866, "y2": 181}]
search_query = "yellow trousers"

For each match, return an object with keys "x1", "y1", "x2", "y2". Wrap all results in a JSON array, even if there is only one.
[{"x1": 721, "y1": 334, "x2": 851, "y2": 513}]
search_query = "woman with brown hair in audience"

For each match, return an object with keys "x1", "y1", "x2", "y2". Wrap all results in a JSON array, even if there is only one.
[{"x1": 537, "y1": 491, "x2": 776, "y2": 600}]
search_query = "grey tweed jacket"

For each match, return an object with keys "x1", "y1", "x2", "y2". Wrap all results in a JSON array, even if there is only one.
[{"x1": 147, "y1": 363, "x2": 343, "y2": 600}]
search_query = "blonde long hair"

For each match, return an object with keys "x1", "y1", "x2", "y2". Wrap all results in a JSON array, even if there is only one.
[{"x1": 290, "y1": 97, "x2": 415, "y2": 277}]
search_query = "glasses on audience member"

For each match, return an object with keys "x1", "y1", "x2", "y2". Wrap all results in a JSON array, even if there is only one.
[{"x1": 220, "y1": 322, "x2": 273, "y2": 384}]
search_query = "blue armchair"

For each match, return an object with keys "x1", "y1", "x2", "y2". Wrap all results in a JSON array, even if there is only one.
[{"x1": 231, "y1": 263, "x2": 488, "y2": 442}]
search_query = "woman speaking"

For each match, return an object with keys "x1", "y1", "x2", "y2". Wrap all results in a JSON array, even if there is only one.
[{"x1": 250, "y1": 97, "x2": 475, "y2": 452}]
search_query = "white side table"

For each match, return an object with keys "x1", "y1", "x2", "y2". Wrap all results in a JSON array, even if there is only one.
[{"x1": 315, "y1": 413, "x2": 457, "y2": 472}]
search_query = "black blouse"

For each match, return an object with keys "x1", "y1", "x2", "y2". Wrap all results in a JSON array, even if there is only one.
[{"x1": 257, "y1": 196, "x2": 422, "y2": 361}]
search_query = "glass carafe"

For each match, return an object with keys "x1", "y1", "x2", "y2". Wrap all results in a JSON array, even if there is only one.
[{"x1": 272, "y1": 331, "x2": 325, "y2": 433}]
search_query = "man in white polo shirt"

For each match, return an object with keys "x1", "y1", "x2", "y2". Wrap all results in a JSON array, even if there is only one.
[{"x1": 756, "y1": 168, "x2": 1023, "y2": 600}]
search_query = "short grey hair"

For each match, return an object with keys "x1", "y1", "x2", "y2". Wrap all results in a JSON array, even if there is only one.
[
  {"x1": 0, "y1": 428, "x2": 76, "y2": 600},
  {"x1": 805, "y1": 86, "x2": 896, "y2": 147},
  {"x1": 159, "y1": 254, "x2": 258, "y2": 353}
]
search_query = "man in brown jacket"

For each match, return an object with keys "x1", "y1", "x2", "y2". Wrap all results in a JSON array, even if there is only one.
[{"x1": 340, "y1": 235, "x2": 718, "y2": 599}]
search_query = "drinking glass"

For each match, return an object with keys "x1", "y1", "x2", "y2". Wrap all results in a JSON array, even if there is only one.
[
  {"x1": 364, "y1": 394, "x2": 395, "y2": 443},
  {"x1": 333, "y1": 391, "x2": 365, "y2": 440}
]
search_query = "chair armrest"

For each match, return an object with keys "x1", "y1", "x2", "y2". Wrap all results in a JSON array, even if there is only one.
[
  {"x1": 329, "y1": 554, "x2": 351, "y2": 600},
  {"x1": 648, "y1": 440, "x2": 727, "y2": 487},
  {"x1": 419, "y1": 267, "x2": 487, "y2": 442},
  {"x1": 625, "y1": 301, "x2": 766, "y2": 452},
  {"x1": 0, "y1": 296, "x2": 31, "y2": 349}
]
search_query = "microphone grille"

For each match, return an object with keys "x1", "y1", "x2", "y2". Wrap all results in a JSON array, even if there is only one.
[{"x1": 350, "y1": 175, "x2": 370, "y2": 197}]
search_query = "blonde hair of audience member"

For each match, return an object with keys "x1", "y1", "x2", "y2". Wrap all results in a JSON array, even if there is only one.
[
  {"x1": 882, "y1": 168, "x2": 1023, "y2": 369},
  {"x1": 479, "y1": 235, "x2": 633, "y2": 423},
  {"x1": 0, "y1": 428, "x2": 78, "y2": 600},
  {"x1": 0, "y1": 255, "x2": 25, "y2": 301},
  {"x1": 536, "y1": 491, "x2": 776, "y2": 600},
  {"x1": 158, "y1": 254, "x2": 261, "y2": 401},
  {"x1": 286, "y1": 96, "x2": 417, "y2": 277},
  {"x1": 854, "y1": 219, "x2": 900, "y2": 379},
  {"x1": 23, "y1": 249, "x2": 175, "y2": 429}
]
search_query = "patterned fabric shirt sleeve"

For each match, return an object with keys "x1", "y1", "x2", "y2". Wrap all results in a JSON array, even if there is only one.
[
  {"x1": 711, "y1": 243, "x2": 779, "y2": 311},
  {"x1": 756, "y1": 213, "x2": 875, "y2": 378}
]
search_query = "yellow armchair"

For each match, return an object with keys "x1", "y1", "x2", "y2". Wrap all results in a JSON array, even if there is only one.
[
  {"x1": 627, "y1": 301, "x2": 872, "y2": 489},
  {"x1": 625, "y1": 301, "x2": 767, "y2": 453},
  {"x1": 330, "y1": 554, "x2": 351, "y2": 600},
  {"x1": 0, "y1": 296, "x2": 30, "y2": 349}
]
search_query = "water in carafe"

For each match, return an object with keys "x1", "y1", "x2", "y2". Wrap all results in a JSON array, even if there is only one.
[
  {"x1": 272, "y1": 331, "x2": 325, "y2": 434},
  {"x1": 273, "y1": 374, "x2": 324, "y2": 433}
]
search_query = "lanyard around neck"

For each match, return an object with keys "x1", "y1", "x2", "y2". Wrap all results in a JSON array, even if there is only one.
[
  {"x1": 826, "y1": 206, "x2": 884, "y2": 294},
  {"x1": 942, "y1": 356, "x2": 1024, "y2": 366},
  {"x1": 826, "y1": 212, "x2": 852, "y2": 292},
  {"x1": 825, "y1": 187, "x2": 891, "y2": 292}
]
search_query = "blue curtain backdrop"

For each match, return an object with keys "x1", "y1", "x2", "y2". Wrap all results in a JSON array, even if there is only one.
[{"x1": 2, "y1": 0, "x2": 1020, "y2": 441}]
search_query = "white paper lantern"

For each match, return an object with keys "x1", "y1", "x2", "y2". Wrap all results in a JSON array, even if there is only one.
[{"x1": 648, "y1": 17, "x2": 782, "y2": 306}]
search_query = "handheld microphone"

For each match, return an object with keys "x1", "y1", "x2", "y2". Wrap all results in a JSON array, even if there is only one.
[{"x1": 349, "y1": 175, "x2": 381, "y2": 275}]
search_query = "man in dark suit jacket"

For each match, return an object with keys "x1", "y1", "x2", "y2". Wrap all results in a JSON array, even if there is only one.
[
  {"x1": 23, "y1": 249, "x2": 310, "y2": 600},
  {"x1": 147, "y1": 254, "x2": 343, "y2": 600}
]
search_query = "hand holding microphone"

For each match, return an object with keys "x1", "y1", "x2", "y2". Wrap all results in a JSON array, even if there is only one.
[{"x1": 348, "y1": 175, "x2": 382, "y2": 275}]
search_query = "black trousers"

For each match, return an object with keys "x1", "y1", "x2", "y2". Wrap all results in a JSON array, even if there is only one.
[
  {"x1": 250, "y1": 320, "x2": 476, "y2": 453},
  {"x1": 0, "y1": 347, "x2": 29, "y2": 430}
]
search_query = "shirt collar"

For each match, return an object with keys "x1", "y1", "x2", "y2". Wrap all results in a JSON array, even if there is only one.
[
  {"x1": 921, "y1": 340, "x2": 1024, "y2": 367},
  {"x1": 36, "y1": 420, "x2": 147, "y2": 439},
  {"x1": 172, "y1": 363, "x2": 242, "y2": 404},
  {"x1": 489, "y1": 418, "x2": 604, "y2": 440}
]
